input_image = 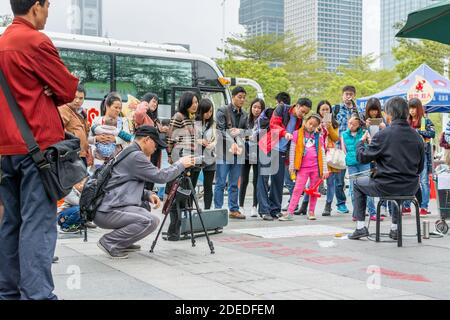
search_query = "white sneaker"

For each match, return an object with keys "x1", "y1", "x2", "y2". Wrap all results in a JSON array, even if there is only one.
[
  {"x1": 251, "y1": 207, "x2": 258, "y2": 217},
  {"x1": 239, "y1": 207, "x2": 247, "y2": 216}
]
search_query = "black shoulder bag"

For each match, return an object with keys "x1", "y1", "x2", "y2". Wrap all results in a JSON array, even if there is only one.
[{"x1": 0, "y1": 69, "x2": 87, "y2": 202}]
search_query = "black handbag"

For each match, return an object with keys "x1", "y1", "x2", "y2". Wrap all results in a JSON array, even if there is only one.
[{"x1": 0, "y1": 69, "x2": 87, "y2": 202}]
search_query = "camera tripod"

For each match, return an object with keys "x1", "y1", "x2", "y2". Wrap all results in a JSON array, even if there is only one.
[{"x1": 150, "y1": 170, "x2": 215, "y2": 254}]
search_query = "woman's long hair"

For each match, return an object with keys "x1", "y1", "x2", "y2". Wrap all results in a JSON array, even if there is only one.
[
  {"x1": 316, "y1": 100, "x2": 338, "y2": 129},
  {"x1": 177, "y1": 91, "x2": 199, "y2": 118},
  {"x1": 365, "y1": 98, "x2": 383, "y2": 120},
  {"x1": 196, "y1": 98, "x2": 215, "y2": 130},
  {"x1": 408, "y1": 98, "x2": 425, "y2": 129},
  {"x1": 100, "y1": 92, "x2": 122, "y2": 116},
  {"x1": 249, "y1": 98, "x2": 266, "y2": 128},
  {"x1": 142, "y1": 92, "x2": 159, "y2": 123}
]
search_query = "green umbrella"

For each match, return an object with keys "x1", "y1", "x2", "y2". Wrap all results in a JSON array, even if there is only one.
[{"x1": 396, "y1": 0, "x2": 450, "y2": 45}]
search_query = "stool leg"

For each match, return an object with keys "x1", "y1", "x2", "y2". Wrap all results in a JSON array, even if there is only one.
[
  {"x1": 413, "y1": 199, "x2": 422, "y2": 244},
  {"x1": 398, "y1": 201, "x2": 403, "y2": 247},
  {"x1": 376, "y1": 200, "x2": 383, "y2": 243}
]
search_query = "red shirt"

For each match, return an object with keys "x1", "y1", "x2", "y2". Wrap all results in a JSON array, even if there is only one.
[{"x1": 0, "y1": 17, "x2": 79, "y2": 155}]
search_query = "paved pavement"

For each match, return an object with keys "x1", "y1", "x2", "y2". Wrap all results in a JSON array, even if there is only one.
[{"x1": 53, "y1": 194, "x2": 450, "y2": 300}]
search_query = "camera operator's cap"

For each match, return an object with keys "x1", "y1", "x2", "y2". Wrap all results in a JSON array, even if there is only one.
[{"x1": 135, "y1": 125, "x2": 167, "y2": 149}]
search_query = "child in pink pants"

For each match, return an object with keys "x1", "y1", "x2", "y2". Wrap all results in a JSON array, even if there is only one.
[{"x1": 280, "y1": 114, "x2": 329, "y2": 221}]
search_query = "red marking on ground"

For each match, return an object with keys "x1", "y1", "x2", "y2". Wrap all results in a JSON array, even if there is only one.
[
  {"x1": 239, "y1": 242, "x2": 283, "y2": 249},
  {"x1": 303, "y1": 256, "x2": 358, "y2": 265},
  {"x1": 216, "y1": 236, "x2": 255, "y2": 243},
  {"x1": 379, "y1": 268, "x2": 431, "y2": 283},
  {"x1": 267, "y1": 248, "x2": 319, "y2": 257}
]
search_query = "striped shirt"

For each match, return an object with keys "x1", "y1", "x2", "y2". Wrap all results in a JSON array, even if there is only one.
[{"x1": 167, "y1": 112, "x2": 196, "y2": 160}]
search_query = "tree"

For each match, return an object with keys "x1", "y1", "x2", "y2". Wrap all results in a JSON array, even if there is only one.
[
  {"x1": 217, "y1": 57, "x2": 291, "y2": 109},
  {"x1": 222, "y1": 33, "x2": 328, "y2": 104},
  {"x1": 0, "y1": 15, "x2": 12, "y2": 27},
  {"x1": 393, "y1": 38, "x2": 450, "y2": 78},
  {"x1": 322, "y1": 55, "x2": 398, "y2": 105}
]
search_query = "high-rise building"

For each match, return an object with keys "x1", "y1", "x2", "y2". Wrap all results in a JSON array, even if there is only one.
[
  {"x1": 285, "y1": 0, "x2": 363, "y2": 71},
  {"x1": 70, "y1": 0, "x2": 103, "y2": 37},
  {"x1": 380, "y1": 0, "x2": 438, "y2": 70},
  {"x1": 239, "y1": 0, "x2": 284, "y2": 37}
]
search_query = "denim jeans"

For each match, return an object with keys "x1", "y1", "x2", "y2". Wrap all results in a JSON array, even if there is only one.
[
  {"x1": 214, "y1": 163, "x2": 242, "y2": 212},
  {"x1": 0, "y1": 156, "x2": 58, "y2": 300},
  {"x1": 257, "y1": 151, "x2": 286, "y2": 216},
  {"x1": 270, "y1": 152, "x2": 287, "y2": 214},
  {"x1": 284, "y1": 164, "x2": 295, "y2": 200},
  {"x1": 348, "y1": 164, "x2": 376, "y2": 216},
  {"x1": 404, "y1": 154, "x2": 430, "y2": 209},
  {"x1": 334, "y1": 169, "x2": 347, "y2": 206}
]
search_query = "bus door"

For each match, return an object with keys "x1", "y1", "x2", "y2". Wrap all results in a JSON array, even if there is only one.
[{"x1": 198, "y1": 86, "x2": 228, "y2": 113}]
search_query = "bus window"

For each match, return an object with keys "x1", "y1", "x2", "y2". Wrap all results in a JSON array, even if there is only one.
[
  {"x1": 197, "y1": 61, "x2": 222, "y2": 88},
  {"x1": 59, "y1": 49, "x2": 112, "y2": 100},
  {"x1": 115, "y1": 55, "x2": 193, "y2": 103}
]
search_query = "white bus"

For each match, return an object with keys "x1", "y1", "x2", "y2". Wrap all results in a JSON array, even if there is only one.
[{"x1": 0, "y1": 29, "x2": 242, "y2": 123}]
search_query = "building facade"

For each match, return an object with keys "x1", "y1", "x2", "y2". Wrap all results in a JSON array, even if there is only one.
[
  {"x1": 239, "y1": 0, "x2": 284, "y2": 37},
  {"x1": 285, "y1": 0, "x2": 363, "y2": 71},
  {"x1": 70, "y1": 0, "x2": 103, "y2": 37},
  {"x1": 380, "y1": 0, "x2": 438, "y2": 70}
]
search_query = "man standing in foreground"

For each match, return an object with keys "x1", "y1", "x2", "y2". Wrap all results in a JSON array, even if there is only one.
[{"x1": 0, "y1": 0, "x2": 79, "y2": 300}]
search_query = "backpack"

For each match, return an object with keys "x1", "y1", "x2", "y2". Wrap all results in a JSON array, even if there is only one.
[
  {"x1": 79, "y1": 147, "x2": 138, "y2": 223},
  {"x1": 57, "y1": 206, "x2": 82, "y2": 232},
  {"x1": 256, "y1": 108, "x2": 275, "y2": 132}
]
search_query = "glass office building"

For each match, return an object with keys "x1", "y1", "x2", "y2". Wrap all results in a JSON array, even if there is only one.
[
  {"x1": 380, "y1": 0, "x2": 438, "y2": 69},
  {"x1": 285, "y1": 0, "x2": 363, "y2": 71},
  {"x1": 239, "y1": 0, "x2": 284, "y2": 37}
]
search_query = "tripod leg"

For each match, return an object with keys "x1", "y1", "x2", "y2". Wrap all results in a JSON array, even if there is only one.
[
  {"x1": 187, "y1": 177, "x2": 215, "y2": 254},
  {"x1": 187, "y1": 204, "x2": 196, "y2": 248},
  {"x1": 84, "y1": 225, "x2": 88, "y2": 243},
  {"x1": 150, "y1": 213, "x2": 170, "y2": 253},
  {"x1": 150, "y1": 183, "x2": 179, "y2": 253}
]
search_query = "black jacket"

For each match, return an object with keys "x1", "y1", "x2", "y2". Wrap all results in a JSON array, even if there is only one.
[
  {"x1": 357, "y1": 120, "x2": 425, "y2": 195},
  {"x1": 216, "y1": 104, "x2": 248, "y2": 161}
]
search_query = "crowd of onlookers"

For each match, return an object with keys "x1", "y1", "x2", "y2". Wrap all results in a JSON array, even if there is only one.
[
  {"x1": 51, "y1": 83, "x2": 448, "y2": 239},
  {"x1": 3, "y1": 0, "x2": 447, "y2": 301}
]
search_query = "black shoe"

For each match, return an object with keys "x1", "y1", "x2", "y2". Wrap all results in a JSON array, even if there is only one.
[
  {"x1": 322, "y1": 202, "x2": 332, "y2": 217},
  {"x1": 263, "y1": 215, "x2": 274, "y2": 221},
  {"x1": 167, "y1": 236, "x2": 180, "y2": 242},
  {"x1": 389, "y1": 230, "x2": 398, "y2": 241},
  {"x1": 52, "y1": 256, "x2": 59, "y2": 264},
  {"x1": 295, "y1": 201, "x2": 309, "y2": 216},
  {"x1": 348, "y1": 227, "x2": 369, "y2": 240}
]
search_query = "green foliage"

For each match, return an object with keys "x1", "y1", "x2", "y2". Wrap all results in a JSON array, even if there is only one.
[
  {"x1": 217, "y1": 57, "x2": 290, "y2": 109},
  {"x1": 322, "y1": 55, "x2": 398, "y2": 105},
  {"x1": 222, "y1": 33, "x2": 329, "y2": 106},
  {"x1": 393, "y1": 38, "x2": 450, "y2": 78}
]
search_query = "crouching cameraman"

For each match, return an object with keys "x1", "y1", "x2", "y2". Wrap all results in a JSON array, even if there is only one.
[{"x1": 95, "y1": 125, "x2": 195, "y2": 259}]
